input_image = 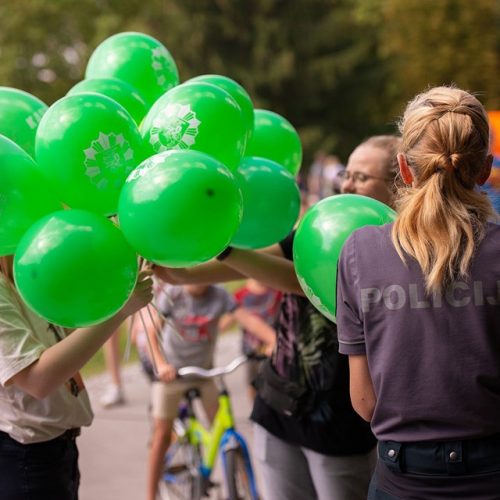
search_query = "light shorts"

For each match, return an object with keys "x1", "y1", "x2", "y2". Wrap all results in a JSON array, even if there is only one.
[{"x1": 151, "y1": 378, "x2": 219, "y2": 420}]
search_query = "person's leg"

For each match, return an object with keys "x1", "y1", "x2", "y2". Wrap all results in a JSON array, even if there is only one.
[
  {"x1": 252, "y1": 424, "x2": 317, "y2": 500},
  {"x1": 303, "y1": 445, "x2": 377, "y2": 500},
  {"x1": 148, "y1": 416, "x2": 174, "y2": 500},
  {"x1": 147, "y1": 381, "x2": 183, "y2": 500},
  {"x1": 100, "y1": 328, "x2": 125, "y2": 408}
]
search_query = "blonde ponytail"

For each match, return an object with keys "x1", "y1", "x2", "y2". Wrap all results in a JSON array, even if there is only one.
[{"x1": 392, "y1": 86, "x2": 496, "y2": 294}]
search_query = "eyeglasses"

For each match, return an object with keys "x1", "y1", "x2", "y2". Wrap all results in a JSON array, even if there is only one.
[{"x1": 338, "y1": 170, "x2": 391, "y2": 184}]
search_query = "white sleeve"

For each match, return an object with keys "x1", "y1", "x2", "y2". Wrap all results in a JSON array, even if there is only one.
[{"x1": 0, "y1": 290, "x2": 45, "y2": 386}]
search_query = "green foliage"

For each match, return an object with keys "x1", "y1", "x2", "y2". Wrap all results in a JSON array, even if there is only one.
[
  {"x1": 358, "y1": 0, "x2": 500, "y2": 113},
  {"x1": 0, "y1": 0, "x2": 497, "y2": 169}
]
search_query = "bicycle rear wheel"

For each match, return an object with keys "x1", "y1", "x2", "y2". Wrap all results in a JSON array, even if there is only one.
[
  {"x1": 157, "y1": 433, "x2": 203, "y2": 500},
  {"x1": 224, "y1": 447, "x2": 256, "y2": 500}
]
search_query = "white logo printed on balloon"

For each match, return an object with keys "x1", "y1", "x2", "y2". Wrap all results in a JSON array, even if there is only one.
[
  {"x1": 83, "y1": 132, "x2": 134, "y2": 189},
  {"x1": 149, "y1": 103, "x2": 200, "y2": 152}
]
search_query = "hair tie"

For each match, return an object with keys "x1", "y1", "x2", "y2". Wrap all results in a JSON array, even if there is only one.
[{"x1": 435, "y1": 153, "x2": 454, "y2": 173}]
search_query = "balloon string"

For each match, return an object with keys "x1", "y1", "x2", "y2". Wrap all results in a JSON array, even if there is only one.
[
  {"x1": 139, "y1": 309, "x2": 160, "y2": 378},
  {"x1": 123, "y1": 256, "x2": 149, "y2": 364},
  {"x1": 148, "y1": 298, "x2": 184, "y2": 342},
  {"x1": 138, "y1": 256, "x2": 145, "y2": 271},
  {"x1": 146, "y1": 303, "x2": 169, "y2": 362},
  {"x1": 156, "y1": 284, "x2": 175, "y2": 312},
  {"x1": 123, "y1": 313, "x2": 135, "y2": 363}
]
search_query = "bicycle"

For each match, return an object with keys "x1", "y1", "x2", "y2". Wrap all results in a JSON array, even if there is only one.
[{"x1": 157, "y1": 353, "x2": 262, "y2": 500}]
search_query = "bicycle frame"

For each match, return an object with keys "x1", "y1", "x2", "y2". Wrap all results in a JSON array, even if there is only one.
[{"x1": 184, "y1": 388, "x2": 258, "y2": 499}]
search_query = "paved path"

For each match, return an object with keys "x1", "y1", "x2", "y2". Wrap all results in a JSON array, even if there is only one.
[{"x1": 79, "y1": 331, "x2": 258, "y2": 500}]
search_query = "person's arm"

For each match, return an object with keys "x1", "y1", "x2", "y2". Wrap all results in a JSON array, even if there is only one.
[
  {"x1": 221, "y1": 246, "x2": 305, "y2": 296},
  {"x1": 232, "y1": 307, "x2": 277, "y2": 351},
  {"x1": 151, "y1": 242, "x2": 303, "y2": 296},
  {"x1": 153, "y1": 261, "x2": 245, "y2": 285},
  {"x1": 144, "y1": 310, "x2": 176, "y2": 382},
  {"x1": 218, "y1": 312, "x2": 237, "y2": 332},
  {"x1": 9, "y1": 271, "x2": 153, "y2": 400},
  {"x1": 336, "y1": 233, "x2": 375, "y2": 421},
  {"x1": 348, "y1": 354, "x2": 376, "y2": 422}
]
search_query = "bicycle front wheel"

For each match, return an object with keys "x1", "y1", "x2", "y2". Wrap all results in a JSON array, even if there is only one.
[
  {"x1": 158, "y1": 438, "x2": 203, "y2": 500},
  {"x1": 224, "y1": 447, "x2": 256, "y2": 500}
]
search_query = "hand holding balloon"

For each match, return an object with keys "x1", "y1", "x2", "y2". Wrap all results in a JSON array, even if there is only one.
[{"x1": 120, "y1": 270, "x2": 154, "y2": 317}]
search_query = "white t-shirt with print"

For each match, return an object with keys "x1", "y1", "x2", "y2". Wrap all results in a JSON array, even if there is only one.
[{"x1": 0, "y1": 276, "x2": 93, "y2": 444}]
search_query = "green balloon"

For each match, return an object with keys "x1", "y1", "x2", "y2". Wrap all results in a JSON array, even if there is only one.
[
  {"x1": 0, "y1": 135, "x2": 62, "y2": 256},
  {"x1": 35, "y1": 93, "x2": 147, "y2": 216},
  {"x1": 68, "y1": 77, "x2": 149, "y2": 125},
  {"x1": 245, "y1": 109, "x2": 302, "y2": 176},
  {"x1": 85, "y1": 32, "x2": 179, "y2": 106},
  {"x1": 14, "y1": 209, "x2": 138, "y2": 327},
  {"x1": 141, "y1": 82, "x2": 248, "y2": 171},
  {"x1": 185, "y1": 74, "x2": 254, "y2": 141},
  {"x1": 231, "y1": 156, "x2": 301, "y2": 249},
  {"x1": 118, "y1": 150, "x2": 242, "y2": 267},
  {"x1": 0, "y1": 87, "x2": 48, "y2": 158},
  {"x1": 293, "y1": 194, "x2": 397, "y2": 322}
]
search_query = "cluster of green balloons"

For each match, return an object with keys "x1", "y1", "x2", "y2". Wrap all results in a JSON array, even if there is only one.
[
  {"x1": 293, "y1": 195, "x2": 397, "y2": 322},
  {"x1": 2, "y1": 30, "x2": 306, "y2": 326}
]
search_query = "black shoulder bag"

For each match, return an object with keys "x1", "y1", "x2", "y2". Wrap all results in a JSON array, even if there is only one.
[{"x1": 253, "y1": 358, "x2": 315, "y2": 418}]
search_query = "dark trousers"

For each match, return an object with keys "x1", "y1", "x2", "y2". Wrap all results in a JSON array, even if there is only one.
[
  {"x1": 368, "y1": 435, "x2": 500, "y2": 500},
  {"x1": 0, "y1": 430, "x2": 80, "y2": 500}
]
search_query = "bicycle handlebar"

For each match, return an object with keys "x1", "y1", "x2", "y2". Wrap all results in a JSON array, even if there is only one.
[{"x1": 177, "y1": 352, "x2": 267, "y2": 379}]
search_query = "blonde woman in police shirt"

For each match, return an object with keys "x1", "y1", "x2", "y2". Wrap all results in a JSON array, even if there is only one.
[{"x1": 337, "y1": 86, "x2": 500, "y2": 499}]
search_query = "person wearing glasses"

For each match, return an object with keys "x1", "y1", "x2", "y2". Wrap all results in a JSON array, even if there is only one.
[
  {"x1": 339, "y1": 135, "x2": 401, "y2": 205},
  {"x1": 153, "y1": 134, "x2": 402, "y2": 500}
]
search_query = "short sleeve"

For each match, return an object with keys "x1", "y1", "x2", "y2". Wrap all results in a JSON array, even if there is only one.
[
  {"x1": 0, "y1": 288, "x2": 45, "y2": 386},
  {"x1": 216, "y1": 287, "x2": 237, "y2": 314},
  {"x1": 233, "y1": 287, "x2": 246, "y2": 307},
  {"x1": 336, "y1": 232, "x2": 366, "y2": 355},
  {"x1": 154, "y1": 283, "x2": 177, "y2": 317}
]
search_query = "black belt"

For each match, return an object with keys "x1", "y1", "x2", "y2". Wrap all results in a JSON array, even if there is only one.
[
  {"x1": 0, "y1": 428, "x2": 80, "y2": 444},
  {"x1": 379, "y1": 434, "x2": 500, "y2": 476},
  {"x1": 57, "y1": 428, "x2": 81, "y2": 441}
]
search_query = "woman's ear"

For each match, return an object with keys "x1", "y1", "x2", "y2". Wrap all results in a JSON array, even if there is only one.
[
  {"x1": 398, "y1": 153, "x2": 413, "y2": 186},
  {"x1": 476, "y1": 154, "x2": 493, "y2": 186}
]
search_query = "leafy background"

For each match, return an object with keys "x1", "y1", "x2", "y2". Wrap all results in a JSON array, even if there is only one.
[{"x1": 1, "y1": 0, "x2": 498, "y2": 169}]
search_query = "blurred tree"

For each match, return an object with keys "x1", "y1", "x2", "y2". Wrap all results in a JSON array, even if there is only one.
[
  {"x1": 158, "y1": 0, "x2": 393, "y2": 164},
  {"x1": 357, "y1": 0, "x2": 500, "y2": 114},
  {"x1": 0, "y1": 0, "x2": 497, "y2": 170},
  {"x1": 0, "y1": 0, "x2": 392, "y2": 166}
]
